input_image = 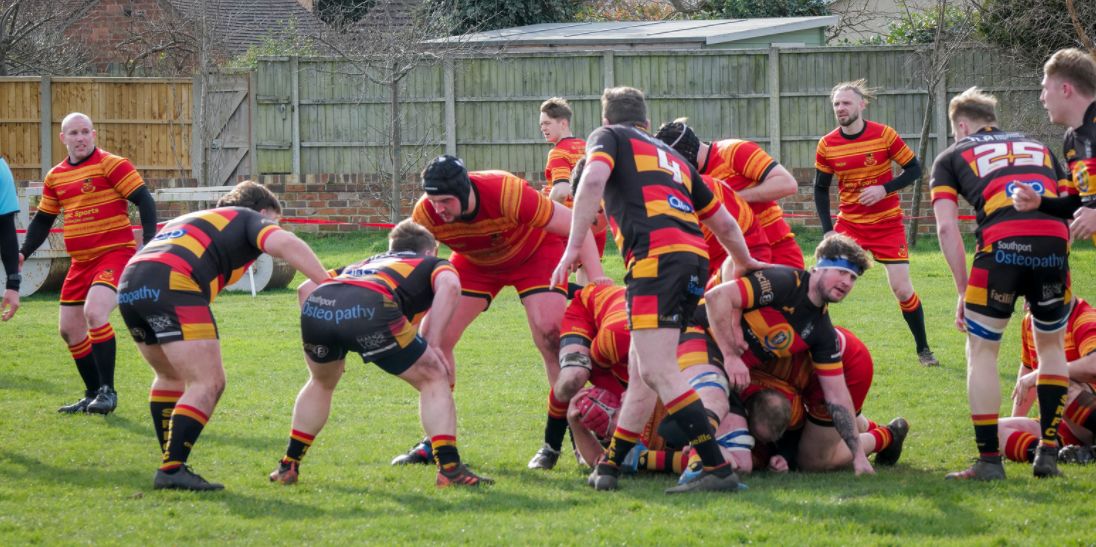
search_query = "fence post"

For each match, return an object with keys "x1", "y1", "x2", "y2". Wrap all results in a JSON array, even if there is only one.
[
  {"x1": 191, "y1": 74, "x2": 205, "y2": 184},
  {"x1": 602, "y1": 51, "x2": 614, "y2": 90},
  {"x1": 39, "y1": 76, "x2": 51, "y2": 179},
  {"x1": 768, "y1": 48, "x2": 782, "y2": 161},
  {"x1": 249, "y1": 69, "x2": 259, "y2": 178},
  {"x1": 444, "y1": 60, "x2": 456, "y2": 155},
  {"x1": 291, "y1": 56, "x2": 301, "y2": 177}
]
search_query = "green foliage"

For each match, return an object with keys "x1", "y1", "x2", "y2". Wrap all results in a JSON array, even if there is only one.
[
  {"x1": 422, "y1": 0, "x2": 584, "y2": 34},
  {"x1": 855, "y1": 6, "x2": 978, "y2": 46},
  {"x1": 703, "y1": 0, "x2": 828, "y2": 19},
  {"x1": 976, "y1": 0, "x2": 1096, "y2": 68},
  {"x1": 224, "y1": 21, "x2": 320, "y2": 70},
  {"x1": 2, "y1": 231, "x2": 1096, "y2": 543}
]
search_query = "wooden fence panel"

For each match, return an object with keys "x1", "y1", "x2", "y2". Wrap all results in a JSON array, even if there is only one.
[
  {"x1": 49, "y1": 78, "x2": 190, "y2": 180},
  {"x1": 0, "y1": 78, "x2": 41, "y2": 180}
]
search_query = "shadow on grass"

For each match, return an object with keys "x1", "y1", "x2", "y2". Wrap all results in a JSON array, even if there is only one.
[{"x1": 0, "y1": 373, "x2": 62, "y2": 396}]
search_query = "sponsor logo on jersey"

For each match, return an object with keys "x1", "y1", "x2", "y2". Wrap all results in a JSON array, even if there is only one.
[{"x1": 667, "y1": 194, "x2": 693, "y2": 214}]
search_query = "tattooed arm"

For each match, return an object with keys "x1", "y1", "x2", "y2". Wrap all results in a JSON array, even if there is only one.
[{"x1": 819, "y1": 374, "x2": 874, "y2": 476}]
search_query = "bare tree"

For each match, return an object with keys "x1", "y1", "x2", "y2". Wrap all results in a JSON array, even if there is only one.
[
  {"x1": 309, "y1": 0, "x2": 488, "y2": 223},
  {"x1": 907, "y1": 0, "x2": 975, "y2": 245},
  {"x1": 116, "y1": 11, "x2": 200, "y2": 77},
  {"x1": 0, "y1": 0, "x2": 94, "y2": 75}
]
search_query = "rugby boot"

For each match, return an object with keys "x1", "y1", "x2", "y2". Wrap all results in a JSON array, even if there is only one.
[
  {"x1": 390, "y1": 437, "x2": 432, "y2": 466},
  {"x1": 269, "y1": 460, "x2": 300, "y2": 485},
  {"x1": 587, "y1": 461, "x2": 620, "y2": 491},
  {"x1": 1058, "y1": 444, "x2": 1095, "y2": 465},
  {"x1": 154, "y1": 465, "x2": 224, "y2": 491},
  {"x1": 917, "y1": 349, "x2": 940, "y2": 367},
  {"x1": 1032, "y1": 445, "x2": 1062, "y2": 478},
  {"x1": 527, "y1": 443, "x2": 561, "y2": 470},
  {"x1": 944, "y1": 456, "x2": 1005, "y2": 480},
  {"x1": 57, "y1": 391, "x2": 96, "y2": 414},
  {"x1": 86, "y1": 385, "x2": 118, "y2": 415},
  {"x1": 665, "y1": 464, "x2": 741, "y2": 494},
  {"x1": 436, "y1": 464, "x2": 493, "y2": 488},
  {"x1": 874, "y1": 417, "x2": 910, "y2": 466}
]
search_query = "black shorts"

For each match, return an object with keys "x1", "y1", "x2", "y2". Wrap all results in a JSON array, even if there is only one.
[
  {"x1": 118, "y1": 262, "x2": 219, "y2": 344},
  {"x1": 624, "y1": 252, "x2": 708, "y2": 330},
  {"x1": 964, "y1": 237, "x2": 1070, "y2": 327},
  {"x1": 300, "y1": 283, "x2": 426, "y2": 375}
]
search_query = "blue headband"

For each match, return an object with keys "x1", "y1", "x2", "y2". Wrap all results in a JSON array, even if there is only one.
[{"x1": 816, "y1": 257, "x2": 864, "y2": 276}]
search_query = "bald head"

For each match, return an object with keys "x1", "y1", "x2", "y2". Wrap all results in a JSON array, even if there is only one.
[{"x1": 59, "y1": 112, "x2": 96, "y2": 163}]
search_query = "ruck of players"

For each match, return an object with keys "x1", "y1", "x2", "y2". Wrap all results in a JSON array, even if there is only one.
[{"x1": 4, "y1": 46, "x2": 1096, "y2": 494}]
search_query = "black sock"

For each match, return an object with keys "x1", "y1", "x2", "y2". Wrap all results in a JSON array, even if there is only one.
[
  {"x1": 149, "y1": 390, "x2": 182, "y2": 452},
  {"x1": 67, "y1": 337, "x2": 99, "y2": 394},
  {"x1": 89, "y1": 323, "x2": 116, "y2": 388},
  {"x1": 160, "y1": 405, "x2": 208, "y2": 472},
  {"x1": 1036, "y1": 377, "x2": 1068, "y2": 448},
  {"x1": 899, "y1": 294, "x2": 930, "y2": 353},
  {"x1": 666, "y1": 391, "x2": 727, "y2": 470}
]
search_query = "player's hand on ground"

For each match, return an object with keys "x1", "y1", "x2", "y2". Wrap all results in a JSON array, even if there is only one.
[
  {"x1": 1011, "y1": 371, "x2": 1037, "y2": 409},
  {"x1": 852, "y1": 453, "x2": 875, "y2": 476},
  {"x1": 1071, "y1": 207, "x2": 1096, "y2": 241},
  {"x1": 858, "y1": 185, "x2": 885, "y2": 206},
  {"x1": 1, "y1": 289, "x2": 18, "y2": 321},
  {"x1": 768, "y1": 455, "x2": 788, "y2": 473},
  {"x1": 1009, "y1": 181, "x2": 1041, "y2": 212},
  {"x1": 954, "y1": 294, "x2": 966, "y2": 333}
]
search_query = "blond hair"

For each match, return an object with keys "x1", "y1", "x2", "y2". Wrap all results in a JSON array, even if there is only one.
[
  {"x1": 948, "y1": 86, "x2": 998, "y2": 125},
  {"x1": 1044, "y1": 48, "x2": 1096, "y2": 97},
  {"x1": 831, "y1": 79, "x2": 878, "y2": 104}
]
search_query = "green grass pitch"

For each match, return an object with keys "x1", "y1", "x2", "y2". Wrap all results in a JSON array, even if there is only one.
[{"x1": 1, "y1": 230, "x2": 1095, "y2": 544}]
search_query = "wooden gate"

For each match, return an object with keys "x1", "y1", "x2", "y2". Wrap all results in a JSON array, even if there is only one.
[{"x1": 194, "y1": 71, "x2": 253, "y2": 186}]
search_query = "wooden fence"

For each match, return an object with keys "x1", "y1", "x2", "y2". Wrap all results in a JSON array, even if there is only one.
[
  {"x1": 0, "y1": 77, "x2": 191, "y2": 182},
  {"x1": 1, "y1": 46, "x2": 1054, "y2": 187}
]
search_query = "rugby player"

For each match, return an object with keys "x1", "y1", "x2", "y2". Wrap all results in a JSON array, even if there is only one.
[
  {"x1": 704, "y1": 235, "x2": 877, "y2": 477},
  {"x1": 1013, "y1": 48, "x2": 1096, "y2": 242},
  {"x1": 931, "y1": 87, "x2": 1072, "y2": 480},
  {"x1": 392, "y1": 155, "x2": 607, "y2": 466},
  {"x1": 118, "y1": 181, "x2": 329, "y2": 490},
  {"x1": 270, "y1": 220, "x2": 491, "y2": 488},
  {"x1": 552, "y1": 86, "x2": 767, "y2": 493},
  {"x1": 1010, "y1": 297, "x2": 1096, "y2": 462},
  {"x1": 813, "y1": 80, "x2": 938, "y2": 367},
  {"x1": 19, "y1": 113, "x2": 158, "y2": 413},
  {"x1": 655, "y1": 119, "x2": 803, "y2": 268}
]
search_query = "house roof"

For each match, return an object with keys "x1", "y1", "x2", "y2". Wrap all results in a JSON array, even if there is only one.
[
  {"x1": 449, "y1": 17, "x2": 839, "y2": 48},
  {"x1": 165, "y1": 0, "x2": 326, "y2": 53}
]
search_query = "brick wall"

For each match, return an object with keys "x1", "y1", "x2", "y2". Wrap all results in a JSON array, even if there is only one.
[
  {"x1": 71, "y1": 0, "x2": 171, "y2": 73},
  {"x1": 138, "y1": 172, "x2": 977, "y2": 237}
]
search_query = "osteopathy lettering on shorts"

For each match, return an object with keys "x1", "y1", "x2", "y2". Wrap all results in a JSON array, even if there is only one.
[
  {"x1": 994, "y1": 249, "x2": 1066, "y2": 269},
  {"x1": 118, "y1": 286, "x2": 161, "y2": 305},
  {"x1": 301, "y1": 299, "x2": 376, "y2": 324}
]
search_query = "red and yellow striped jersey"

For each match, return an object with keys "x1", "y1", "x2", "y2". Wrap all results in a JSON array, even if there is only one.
[
  {"x1": 411, "y1": 170, "x2": 559, "y2": 269},
  {"x1": 331, "y1": 251, "x2": 457, "y2": 325},
  {"x1": 700, "y1": 175, "x2": 769, "y2": 278},
  {"x1": 815, "y1": 121, "x2": 916, "y2": 224},
  {"x1": 586, "y1": 125, "x2": 718, "y2": 271},
  {"x1": 703, "y1": 139, "x2": 793, "y2": 244},
  {"x1": 128, "y1": 207, "x2": 281, "y2": 302},
  {"x1": 1021, "y1": 298, "x2": 1096, "y2": 386},
  {"x1": 544, "y1": 137, "x2": 586, "y2": 207},
  {"x1": 560, "y1": 284, "x2": 630, "y2": 386},
  {"x1": 39, "y1": 148, "x2": 145, "y2": 262}
]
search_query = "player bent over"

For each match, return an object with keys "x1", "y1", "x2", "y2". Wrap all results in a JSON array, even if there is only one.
[
  {"x1": 271, "y1": 220, "x2": 491, "y2": 488},
  {"x1": 118, "y1": 181, "x2": 329, "y2": 491},
  {"x1": 705, "y1": 235, "x2": 877, "y2": 478},
  {"x1": 932, "y1": 87, "x2": 1072, "y2": 480},
  {"x1": 528, "y1": 283, "x2": 629, "y2": 469}
]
